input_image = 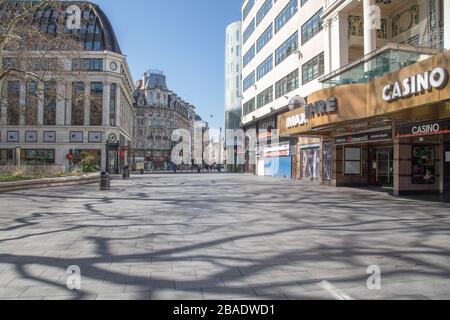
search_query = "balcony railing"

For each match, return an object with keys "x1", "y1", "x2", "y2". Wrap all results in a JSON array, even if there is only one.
[{"x1": 319, "y1": 43, "x2": 444, "y2": 88}]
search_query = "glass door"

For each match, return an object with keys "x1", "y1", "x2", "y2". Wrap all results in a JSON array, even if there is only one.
[
  {"x1": 376, "y1": 149, "x2": 393, "y2": 187},
  {"x1": 107, "y1": 145, "x2": 119, "y2": 174}
]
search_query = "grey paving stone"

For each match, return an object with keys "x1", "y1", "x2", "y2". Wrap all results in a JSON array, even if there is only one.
[{"x1": 1, "y1": 174, "x2": 450, "y2": 300}]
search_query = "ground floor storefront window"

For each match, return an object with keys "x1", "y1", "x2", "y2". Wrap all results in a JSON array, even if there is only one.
[
  {"x1": 412, "y1": 146, "x2": 436, "y2": 185},
  {"x1": 344, "y1": 147, "x2": 361, "y2": 175},
  {"x1": 21, "y1": 149, "x2": 55, "y2": 165},
  {"x1": 0, "y1": 149, "x2": 14, "y2": 165}
]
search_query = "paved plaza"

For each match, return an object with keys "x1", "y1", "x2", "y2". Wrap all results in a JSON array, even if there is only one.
[{"x1": 1, "y1": 174, "x2": 450, "y2": 300}]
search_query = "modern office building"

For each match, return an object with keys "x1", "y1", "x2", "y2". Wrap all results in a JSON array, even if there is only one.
[
  {"x1": 274, "y1": 0, "x2": 450, "y2": 196},
  {"x1": 225, "y1": 21, "x2": 243, "y2": 171},
  {"x1": 0, "y1": 1, "x2": 134, "y2": 174},
  {"x1": 131, "y1": 70, "x2": 199, "y2": 171},
  {"x1": 240, "y1": 0, "x2": 326, "y2": 178}
]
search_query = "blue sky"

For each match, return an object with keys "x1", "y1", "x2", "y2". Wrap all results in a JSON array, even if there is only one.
[{"x1": 93, "y1": 0, "x2": 242, "y2": 129}]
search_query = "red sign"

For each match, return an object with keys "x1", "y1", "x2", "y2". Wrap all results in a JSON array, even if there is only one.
[
  {"x1": 265, "y1": 150, "x2": 290, "y2": 158},
  {"x1": 66, "y1": 153, "x2": 73, "y2": 161}
]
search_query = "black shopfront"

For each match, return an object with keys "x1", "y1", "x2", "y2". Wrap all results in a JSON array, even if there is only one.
[{"x1": 396, "y1": 118, "x2": 450, "y2": 194}]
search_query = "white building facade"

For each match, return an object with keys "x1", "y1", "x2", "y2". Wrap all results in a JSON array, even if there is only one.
[
  {"x1": 225, "y1": 21, "x2": 243, "y2": 170},
  {"x1": 225, "y1": 22, "x2": 243, "y2": 137},
  {"x1": 240, "y1": 0, "x2": 326, "y2": 176}
]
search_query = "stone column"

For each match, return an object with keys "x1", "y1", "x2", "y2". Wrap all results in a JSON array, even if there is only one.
[
  {"x1": 103, "y1": 82, "x2": 111, "y2": 127},
  {"x1": 19, "y1": 81, "x2": 26, "y2": 126},
  {"x1": 55, "y1": 82, "x2": 66, "y2": 126},
  {"x1": 327, "y1": 13, "x2": 349, "y2": 74},
  {"x1": 444, "y1": 0, "x2": 450, "y2": 50},
  {"x1": 393, "y1": 137, "x2": 400, "y2": 197},
  {"x1": 84, "y1": 81, "x2": 90, "y2": 126},
  {"x1": 37, "y1": 82, "x2": 44, "y2": 126},
  {"x1": 363, "y1": 0, "x2": 377, "y2": 55},
  {"x1": 65, "y1": 83, "x2": 72, "y2": 126}
]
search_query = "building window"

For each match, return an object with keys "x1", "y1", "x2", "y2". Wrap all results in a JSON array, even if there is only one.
[
  {"x1": 243, "y1": 71, "x2": 255, "y2": 92},
  {"x1": 392, "y1": 4, "x2": 419, "y2": 37},
  {"x1": 7, "y1": 81, "x2": 20, "y2": 125},
  {"x1": 256, "y1": 54, "x2": 273, "y2": 81},
  {"x1": 110, "y1": 83, "x2": 117, "y2": 126},
  {"x1": 90, "y1": 82, "x2": 103, "y2": 126},
  {"x1": 243, "y1": 0, "x2": 255, "y2": 21},
  {"x1": 256, "y1": 23, "x2": 273, "y2": 53},
  {"x1": 243, "y1": 44, "x2": 255, "y2": 67},
  {"x1": 71, "y1": 82, "x2": 85, "y2": 126},
  {"x1": 70, "y1": 131, "x2": 83, "y2": 143},
  {"x1": 257, "y1": 85, "x2": 273, "y2": 109},
  {"x1": 7, "y1": 131, "x2": 19, "y2": 142},
  {"x1": 26, "y1": 81, "x2": 38, "y2": 126},
  {"x1": 412, "y1": 146, "x2": 436, "y2": 184},
  {"x1": 243, "y1": 98, "x2": 256, "y2": 116},
  {"x1": 256, "y1": 0, "x2": 272, "y2": 26},
  {"x1": 44, "y1": 81, "x2": 56, "y2": 126},
  {"x1": 275, "y1": 31, "x2": 298, "y2": 66},
  {"x1": 243, "y1": 18, "x2": 255, "y2": 44},
  {"x1": 72, "y1": 58, "x2": 104, "y2": 71},
  {"x1": 344, "y1": 147, "x2": 361, "y2": 175},
  {"x1": 21, "y1": 149, "x2": 55, "y2": 165},
  {"x1": 275, "y1": 0, "x2": 298, "y2": 34},
  {"x1": 0, "y1": 149, "x2": 14, "y2": 166},
  {"x1": 275, "y1": 69, "x2": 299, "y2": 99},
  {"x1": 301, "y1": 8, "x2": 323, "y2": 45},
  {"x1": 302, "y1": 52, "x2": 324, "y2": 84}
]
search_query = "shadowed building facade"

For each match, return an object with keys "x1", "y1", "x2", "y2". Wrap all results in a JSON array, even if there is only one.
[{"x1": 131, "y1": 71, "x2": 199, "y2": 171}]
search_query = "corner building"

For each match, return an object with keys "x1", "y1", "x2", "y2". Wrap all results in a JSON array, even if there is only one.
[{"x1": 0, "y1": 1, "x2": 134, "y2": 174}]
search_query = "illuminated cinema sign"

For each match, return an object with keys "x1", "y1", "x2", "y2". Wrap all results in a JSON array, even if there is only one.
[
  {"x1": 382, "y1": 67, "x2": 449, "y2": 102},
  {"x1": 396, "y1": 119, "x2": 450, "y2": 138}
]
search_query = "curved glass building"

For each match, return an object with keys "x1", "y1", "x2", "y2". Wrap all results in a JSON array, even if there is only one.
[{"x1": 0, "y1": 1, "x2": 135, "y2": 174}]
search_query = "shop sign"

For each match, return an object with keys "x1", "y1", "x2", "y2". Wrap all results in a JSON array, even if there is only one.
[
  {"x1": 382, "y1": 67, "x2": 449, "y2": 102},
  {"x1": 396, "y1": 118, "x2": 450, "y2": 138},
  {"x1": 286, "y1": 113, "x2": 307, "y2": 129},
  {"x1": 305, "y1": 97, "x2": 338, "y2": 119},
  {"x1": 264, "y1": 144, "x2": 290, "y2": 158},
  {"x1": 285, "y1": 97, "x2": 338, "y2": 129},
  {"x1": 335, "y1": 129, "x2": 392, "y2": 145}
]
